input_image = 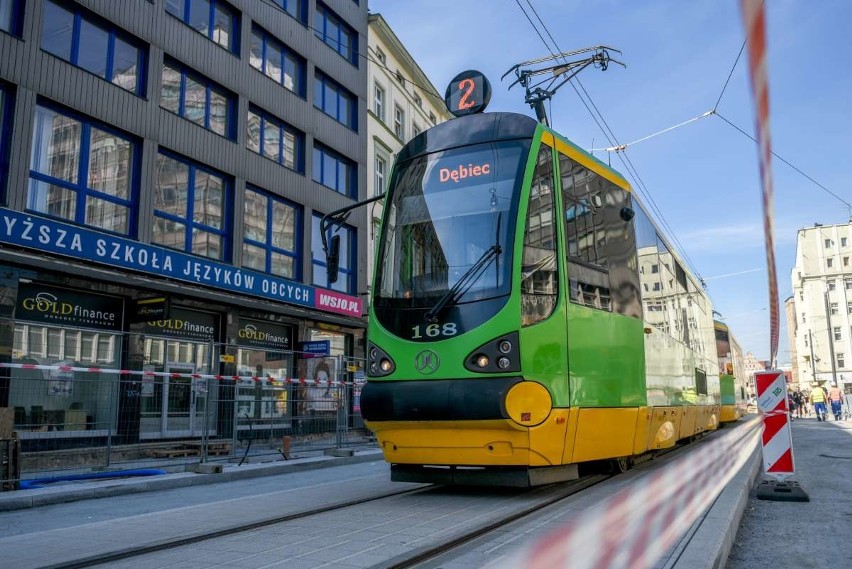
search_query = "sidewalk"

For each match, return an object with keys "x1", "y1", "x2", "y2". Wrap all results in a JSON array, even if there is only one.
[
  {"x1": 725, "y1": 414, "x2": 852, "y2": 568},
  {"x1": 0, "y1": 446, "x2": 385, "y2": 512}
]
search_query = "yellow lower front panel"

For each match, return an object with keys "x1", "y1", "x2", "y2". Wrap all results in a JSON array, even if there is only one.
[
  {"x1": 570, "y1": 407, "x2": 640, "y2": 463},
  {"x1": 366, "y1": 411, "x2": 570, "y2": 467},
  {"x1": 720, "y1": 405, "x2": 739, "y2": 423}
]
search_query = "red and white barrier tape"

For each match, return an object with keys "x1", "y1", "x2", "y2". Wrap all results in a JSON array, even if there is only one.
[
  {"x1": 741, "y1": 0, "x2": 780, "y2": 366},
  {"x1": 489, "y1": 418, "x2": 761, "y2": 569},
  {"x1": 0, "y1": 362, "x2": 365, "y2": 386}
]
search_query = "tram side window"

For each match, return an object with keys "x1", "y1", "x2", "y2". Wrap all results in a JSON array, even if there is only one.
[
  {"x1": 559, "y1": 153, "x2": 639, "y2": 316},
  {"x1": 521, "y1": 144, "x2": 558, "y2": 326}
]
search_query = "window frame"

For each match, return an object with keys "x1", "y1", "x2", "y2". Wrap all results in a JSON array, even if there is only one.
[
  {"x1": 242, "y1": 185, "x2": 302, "y2": 280},
  {"x1": 1, "y1": 0, "x2": 23, "y2": 36},
  {"x1": 373, "y1": 152, "x2": 387, "y2": 197},
  {"x1": 312, "y1": 211, "x2": 355, "y2": 294},
  {"x1": 165, "y1": 0, "x2": 240, "y2": 54},
  {"x1": 152, "y1": 149, "x2": 232, "y2": 261},
  {"x1": 40, "y1": 0, "x2": 147, "y2": 96},
  {"x1": 314, "y1": 2, "x2": 358, "y2": 67},
  {"x1": 312, "y1": 142, "x2": 356, "y2": 198},
  {"x1": 373, "y1": 82, "x2": 385, "y2": 122},
  {"x1": 161, "y1": 58, "x2": 236, "y2": 140},
  {"x1": 0, "y1": 83, "x2": 13, "y2": 201},
  {"x1": 249, "y1": 24, "x2": 307, "y2": 98},
  {"x1": 314, "y1": 70, "x2": 357, "y2": 131},
  {"x1": 270, "y1": 0, "x2": 307, "y2": 25},
  {"x1": 246, "y1": 105, "x2": 304, "y2": 173},
  {"x1": 393, "y1": 103, "x2": 404, "y2": 139},
  {"x1": 27, "y1": 102, "x2": 140, "y2": 237}
]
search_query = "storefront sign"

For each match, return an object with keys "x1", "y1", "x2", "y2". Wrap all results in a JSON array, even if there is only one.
[
  {"x1": 300, "y1": 340, "x2": 330, "y2": 358},
  {"x1": 144, "y1": 307, "x2": 218, "y2": 341},
  {"x1": 0, "y1": 208, "x2": 362, "y2": 318},
  {"x1": 236, "y1": 319, "x2": 294, "y2": 351},
  {"x1": 16, "y1": 282, "x2": 124, "y2": 330},
  {"x1": 130, "y1": 296, "x2": 170, "y2": 323}
]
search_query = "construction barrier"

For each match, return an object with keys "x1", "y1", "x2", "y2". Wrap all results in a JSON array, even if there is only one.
[
  {"x1": 489, "y1": 419, "x2": 761, "y2": 569},
  {"x1": 754, "y1": 370, "x2": 794, "y2": 479}
]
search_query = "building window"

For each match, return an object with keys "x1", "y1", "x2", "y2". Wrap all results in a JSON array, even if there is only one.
[
  {"x1": 393, "y1": 104, "x2": 404, "y2": 139},
  {"x1": 429, "y1": 111, "x2": 436, "y2": 125},
  {"x1": 830, "y1": 302, "x2": 838, "y2": 315},
  {"x1": 413, "y1": 123, "x2": 422, "y2": 138},
  {"x1": 843, "y1": 237, "x2": 849, "y2": 247},
  {"x1": 373, "y1": 83, "x2": 385, "y2": 121},
  {"x1": 161, "y1": 59, "x2": 235, "y2": 139},
  {"x1": 845, "y1": 256, "x2": 849, "y2": 267},
  {"x1": 153, "y1": 151, "x2": 230, "y2": 261},
  {"x1": 834, "y1": 327, "x2": 842, "y2": 341},
  {"x1": 847, "y1": 279, "x2": 852, "y2": 290},
  {"x1": 374, "y1": 153, "x2": 386, "y2": 197},
  {"x1": 825, "y1": 238, "x2": 832, "y2": 248},
  {"x1": 375, "y1": 46, "x2": 386, "y2": 65},
  {"x1": 242, "y1": 186, "x2": 300, "y2": 279},
  {"x1": 799, "y1": 290, "x2": 803, "y2": 301},
  {"x1": 804, "y1": 335, "x2": 808, "y2": 347},
  {"x1": 314, "y1": 3, "x2": 357, "y2": 66},
  {"x1": 313, "y1": 70, "x2": 357, "y2": 130},
  {"x1": 828, "y1": 281, "x2": 836, "y2": 291},
  {"x1": 312, "y1": 143, "x2": 355, "y2": 198},
  {"x1": 0, "y1": 85, "x2": 11, "y2": 198},
  {"x1": 270, "y1": 0, "x2": 306, "y2": 24},
  {"x1": 165, "y1": 0, "x2": 239, "y2": 53},
  {"x1": 838, "y1": 353, "x2": 845, "y2": 368},
  {"x1": 249, "y1": 25, "x2": 306, "y2": 97},
  {"x1": 28, "y1": 104, "x2": 137, "y2": 236},
  {"x1": 311, "y1": 212, "x2": 354, "y2": 293},
  {"x1": 246, "y1": 106, "x2": 303, "y2": 172},
  {"x1": 801, "y1": 312, "x2": 805, "y2": 323},
  {"x1": 848, "y1": 302, "x2": 852, "y2": 314},
  {"x1": 413, "y1": 92, "x2": 422, "y2": 108},
  {"x1": 1, "y1": 0, "x2": 23, "y2": 35},
  {"x1": 395, "y1": 69, "x2": 405, "y2": 85},
  {"x1": 827, "y1": 258, "x2": 833, "y2": 268},
  {"x1": 41, "y1": 0, "x2": 146, "y2": 96}
]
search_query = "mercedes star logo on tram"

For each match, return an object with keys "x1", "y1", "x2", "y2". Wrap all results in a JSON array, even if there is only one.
[{"x1": 415, "y1": 350, "x2": 440, "y2": 374}]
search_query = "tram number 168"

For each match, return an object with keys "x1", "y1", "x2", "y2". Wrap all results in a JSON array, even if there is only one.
[{"x1": 411, "y1": 323, "x2": 458, "y2": 339}]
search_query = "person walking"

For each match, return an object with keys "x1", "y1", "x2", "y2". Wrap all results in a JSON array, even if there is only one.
[
  {"x1": 793, "y1": 389, "x2": 804, "y2": 418},
  {"x1": 810, "y1": 383, "x2": 828, "y2": 421},
  {"x1": 827, "y1": 383, "x2": 844, "y2": 421},
  {"x1": 844, "y1": 389, "x2": 852, "y2": 421}
]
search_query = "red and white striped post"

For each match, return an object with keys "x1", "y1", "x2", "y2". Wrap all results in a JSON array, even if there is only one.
[{"x1": 754, "y1": 370, "x2": 808, "y2": 501}]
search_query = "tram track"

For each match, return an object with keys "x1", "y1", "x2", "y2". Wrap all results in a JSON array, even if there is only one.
[
  {"x1": 41, "y1": 485, "x2": 431, "y2": 569},
  {"x1": 39, "y1": 427, "x2": 736, "y2": 569}
]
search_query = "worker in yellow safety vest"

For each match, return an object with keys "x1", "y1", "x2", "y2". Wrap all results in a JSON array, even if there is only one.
[{"x1": 810, "y1": 383, "x2": 827, "y2": 421}]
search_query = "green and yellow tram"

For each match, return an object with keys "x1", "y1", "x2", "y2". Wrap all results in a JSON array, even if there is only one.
[{"x1": 360, "y1": 72, "x2": 722, "y2": 486}]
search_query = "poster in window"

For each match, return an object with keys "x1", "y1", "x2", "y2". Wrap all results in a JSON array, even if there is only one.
[{"x1": 48, "y1": 362, "x2": 74, "y2": 397}]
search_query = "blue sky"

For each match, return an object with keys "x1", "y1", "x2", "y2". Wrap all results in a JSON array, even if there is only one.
[{"x1": 369, "y1": 0, "x2": 852, "y2": 363}]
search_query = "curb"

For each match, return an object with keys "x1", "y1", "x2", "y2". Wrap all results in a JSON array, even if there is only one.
[
  {"x1": 670, "y1": 444, "x2": 762, "y2": 569},
  {"x1": 0, "y1": 449, "x2": 385, "y2": 512}
]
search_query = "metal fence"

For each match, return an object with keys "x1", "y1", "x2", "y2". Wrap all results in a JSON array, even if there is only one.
[{"x1": 0, "y1": 321, "x2": 374, "y2": 486}]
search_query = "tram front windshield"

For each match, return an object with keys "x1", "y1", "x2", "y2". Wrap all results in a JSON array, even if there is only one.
[{"x1": 375, "y1": 140, "x2": 530, "y2": 307}]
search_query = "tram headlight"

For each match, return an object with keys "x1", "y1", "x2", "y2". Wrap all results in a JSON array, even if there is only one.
[
  {"x1": 464, "y1": 332, "x2": 520, "y2": 373},
  {"x1": 368, "y1": 342, "x2": 395, "y2": 377}
]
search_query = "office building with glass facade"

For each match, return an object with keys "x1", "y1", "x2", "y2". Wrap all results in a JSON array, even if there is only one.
[{"x1": 0, "y1": 0, "x2": 368, "y2": 452}]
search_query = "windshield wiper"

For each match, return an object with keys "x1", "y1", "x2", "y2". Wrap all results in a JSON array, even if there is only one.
[{"x1": 423, "y1": 244, "x2": 501, "y2": 323}]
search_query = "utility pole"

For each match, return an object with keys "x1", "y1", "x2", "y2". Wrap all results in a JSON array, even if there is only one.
[{"x1": 824, "y1": 287, "x2": 839, "y2": 387}]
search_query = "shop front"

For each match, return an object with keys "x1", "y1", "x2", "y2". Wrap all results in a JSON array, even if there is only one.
[
  {"x1": 8, "y1": 282, "x2": 124, "y2": 448},
  {"x1": 135, "y1": 307, "x2": 220, "y2": 440},
  {"x1": 234, "y1": 318, "x2": 295, "y2": 437}
]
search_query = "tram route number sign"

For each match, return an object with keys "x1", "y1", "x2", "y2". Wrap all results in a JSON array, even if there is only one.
[{"x1": 445, "y1": 70, "x2": 492, "y2": 117}]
